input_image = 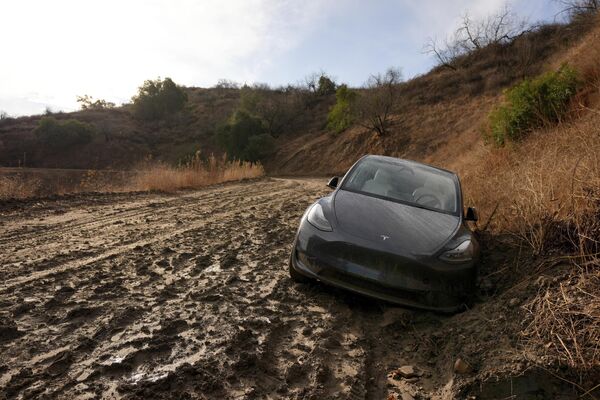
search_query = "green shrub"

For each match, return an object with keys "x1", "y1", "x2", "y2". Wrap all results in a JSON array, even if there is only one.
[
  {"x1": 244, "y1": 133, "x2": 276, "y2": 162},
  {"x1": 317, "y1": 75, "x2": 337, "y2": 96},
  {"x1": 132, "y1": 77, "x2": 188, "y2": 121},
  {"x1": 487, "y1": 65, "x2": 579, "y2": 145},
  {"x1": 215, "y1": 110, "x2": 266, "y2": 160},
  {"x1": 327, "y1": 84, "x2": 357, "y2": 133},
  {"x1": 35, "y1": 117, "x2": 95, "y2": 149}
]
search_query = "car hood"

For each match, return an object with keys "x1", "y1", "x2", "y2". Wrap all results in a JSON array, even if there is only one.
[{"x1": 333, "y1": 190, "x2": 460, "y2": 256}]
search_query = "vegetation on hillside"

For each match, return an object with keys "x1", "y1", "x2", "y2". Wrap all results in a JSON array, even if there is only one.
[
  {"x1": 131, "y1": 77, "x2": 188, "y2": 121},
  {"x1": 486, "y1": 65, "x2": 580, "y2": 144},
  {"x1": 34, "y1": 117, "x2": 95, "y2": 149},
  {"x1": 327, "y1": 84, "x2": 356, "y2": 133},
  {"x1": 76, "y1": 95, "x2": 116, "y2": 110},
  {"x1": 215, "y1": 110, "x2": 274, "y2": 162}
]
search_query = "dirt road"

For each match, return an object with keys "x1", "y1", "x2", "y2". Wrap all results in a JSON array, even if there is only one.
[
  {"x1": 2, "y1": 177, "x2": 574, "y2": 400},
  {"x1": 0, "y1": 178, "x2": 439, "y2": 399}
]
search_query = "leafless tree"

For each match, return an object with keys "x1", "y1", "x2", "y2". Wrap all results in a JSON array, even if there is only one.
[
  {"x1": 354, "y1": 67, "x2": 402, "y2": 136},
  {"x1": 424, "y1": 4, "x2": 529, "y2": 69},
  {"x1": 555, "y1": 0, "x2": 599, "y2": 16},
  {"x1": 423, "y1": 37, "x2": 461, "y2": 70},
  {"x1": 213, "y1": 79, "x2": 240, "y2": 90}
]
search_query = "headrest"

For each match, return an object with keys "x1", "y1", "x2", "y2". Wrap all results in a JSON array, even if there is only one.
[{"x1": 374, "y1": 168, "x2": 393, "y2": 182}]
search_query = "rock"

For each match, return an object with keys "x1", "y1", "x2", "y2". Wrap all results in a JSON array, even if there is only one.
[
  {"x1": 454, "y1": 358, "x2": 473, "y2": 374},
  {"x1": 401, "y1": 393, "x2": 415, "y2": 400},
  {"x1": 392, "y1": 365, "x2": 420, "y2": 379},
  {"x1": 508, "y1": 297, "x2": 520, "y2": 307}
]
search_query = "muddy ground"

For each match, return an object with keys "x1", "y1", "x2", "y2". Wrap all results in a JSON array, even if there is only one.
[{"x1": 0, "y1": 178, "x2": 586, "y2": 399}]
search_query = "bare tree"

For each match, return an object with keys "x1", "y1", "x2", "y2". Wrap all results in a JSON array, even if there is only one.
[
  {"x1": 424, "y1": 4, "x2": 529, "y2": 69},
  {"x1": 555, "y1": 0, "x2": 599, "y2": 16},
  {"x1": 458, "y1": 6, "x2": 528, "y2": 50},
  {"x1": 354, "y1": 67, "x2": 402, "y2": 136},
  {"x1": 423, "y1": 37, "x2": 461, "y2": 70},
  {"x1": 213, "y1": 79, "x2": 240, "y2": 90}
]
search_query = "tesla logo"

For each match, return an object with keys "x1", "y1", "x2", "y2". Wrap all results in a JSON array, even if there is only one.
[{"x1": 380, "y1": 235, "x2": 390, "y2": 241}]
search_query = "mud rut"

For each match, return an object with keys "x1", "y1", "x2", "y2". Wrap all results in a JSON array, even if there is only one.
[{"x1": 0, "y1": 178, "x2": 448, "y2": 399}]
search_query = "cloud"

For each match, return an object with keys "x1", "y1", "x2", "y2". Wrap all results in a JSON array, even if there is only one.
[
  {"x1": 0, "y1": 0, "x2": 333, "y2": 115},
  {"x1": 0, "y1": 0, "x2": 559, "y2": 116}
]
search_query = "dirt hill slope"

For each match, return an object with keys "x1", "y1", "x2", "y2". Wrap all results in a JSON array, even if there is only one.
[{"x1": 0, "y1": 17, "x2": 593, "y2": 172}]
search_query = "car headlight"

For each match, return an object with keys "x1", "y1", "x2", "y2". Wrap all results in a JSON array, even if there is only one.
[
  {"x1": 307, "y1": 203, "x2": 332, "y2": 232},
  {"x1": 439, "y1": 240, "x2": 474, "y2": 263}
]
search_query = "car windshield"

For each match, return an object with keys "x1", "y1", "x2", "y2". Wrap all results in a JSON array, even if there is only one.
[{"x1": 341, "y1": 158, "x2": 458, "y2": 213}]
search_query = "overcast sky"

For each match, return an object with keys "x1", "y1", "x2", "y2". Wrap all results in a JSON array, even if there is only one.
[{"x1": 1, "y1": 0, "x2": 563, "y2": 116}]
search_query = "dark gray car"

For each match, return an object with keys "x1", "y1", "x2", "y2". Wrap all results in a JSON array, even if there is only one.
[{"x1": 289, "y1": 155, "x2": 479, "y2": 312}]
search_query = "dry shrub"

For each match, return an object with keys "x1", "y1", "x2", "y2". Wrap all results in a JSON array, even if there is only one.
[
  {"x1": 132, "y1": 153, "x2": 264, "y2": 192},
  {"x1": 461, "y1": 113, "x2": 600, "y2": 257},
  {"x1": 0, "y1": 154, "x2": 264, "y2": 200},
  {"x1": 0, "y1": 175, "x2": 41, "y2": 199},
  {"x1": 523, "y1": 268, "x2": 600, "y2": 373}
]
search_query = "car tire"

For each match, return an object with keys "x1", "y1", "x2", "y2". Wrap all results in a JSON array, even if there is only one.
[{"x1": 289, "y1": 254, "x2": 310, "y2": 283}]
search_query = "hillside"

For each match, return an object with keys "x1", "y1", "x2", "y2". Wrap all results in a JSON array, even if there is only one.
[{"x1": 0, "y1": 16, "x2": 594, "y2": 173}]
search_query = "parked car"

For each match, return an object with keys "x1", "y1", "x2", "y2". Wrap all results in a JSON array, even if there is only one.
[{"x1": 289, "y1": 155, "x2": 479, "y2": 312}]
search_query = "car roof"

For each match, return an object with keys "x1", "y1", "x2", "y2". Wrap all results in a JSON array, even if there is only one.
[{"x1": 360, "y1": 155, "x2": 457, "y2": 178}]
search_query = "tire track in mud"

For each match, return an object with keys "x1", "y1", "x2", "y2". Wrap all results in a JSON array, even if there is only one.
[
  {"x1": 0, "y1": 180, "x2": 280, "y2": 247},
  {"x1": 0, "y1": 180, "x2": 288, "y2": 266},
  {"x1": 0, "y1": 177, "x2": 431, "y2": 399},
  {"x1": 1, "y1": 186, "x2": 301, "y2": 289}
]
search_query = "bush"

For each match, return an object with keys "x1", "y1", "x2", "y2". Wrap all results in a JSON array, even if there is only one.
[
  {"x1": 487, "y1": 65, "x2": 579, "y2": 145},
  {"x1": 76, "y1": 95, "x2": 115, "y2": 110},
  {"x1": 244, "y1": 133, "x2": 276, "y2": 162},
  {"x1": 34, "y1": 117, "x2": 95, "y2": 149},
  {"x1": 317, "y1": 75, "x2": 337, "y2": 96},
  {"x1": 327, "y1": 84, "x2": 356, "y2": 133},
  {"x1": 215, "y1": 110, "x2": 265, "y2": 160},
  {"x1": 131, "y1": 77, "x2": 188, "y2": 121},
  {"x1": 238, "y1": 85, "x2": 301, "y2": 136}
]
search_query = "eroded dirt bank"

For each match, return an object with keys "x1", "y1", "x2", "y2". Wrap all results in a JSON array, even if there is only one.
[{"x1": 0, "y1": 178, "x2": 585, "y2": 399}]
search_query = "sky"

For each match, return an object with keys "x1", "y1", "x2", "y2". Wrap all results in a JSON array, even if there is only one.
[{"x1": 1, "y1": 0, "x2": 565, "y2": 116}]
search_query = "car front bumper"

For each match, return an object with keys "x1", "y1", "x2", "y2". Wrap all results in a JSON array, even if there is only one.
[{"x1": 290, "y1": 219, "x2": 478, "y2": 313}]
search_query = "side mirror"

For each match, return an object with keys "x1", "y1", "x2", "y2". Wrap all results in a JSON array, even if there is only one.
[
  {"x1": 327, "y1": 176, "x2": 339, "y2": 189},
  {"x1": 465, "y1": 207, "x2": 478, "y2": 222}
]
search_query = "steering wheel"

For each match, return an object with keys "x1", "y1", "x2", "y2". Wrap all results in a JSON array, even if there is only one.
[{"x1": 414, "y1": 193, "x2": 442, "y2": 209}]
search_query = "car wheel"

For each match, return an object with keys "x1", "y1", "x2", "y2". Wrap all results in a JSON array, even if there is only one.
[{"x1": 289, "y1": 254, "x2": 310, "y2": 283}]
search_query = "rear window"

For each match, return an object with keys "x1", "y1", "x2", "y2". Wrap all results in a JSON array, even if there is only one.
[{"x1": 342, "y1": 158, "x2": 458, "y2": 213}]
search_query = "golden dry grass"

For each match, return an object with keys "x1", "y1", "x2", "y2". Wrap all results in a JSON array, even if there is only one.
[
  {"x1": 0, "y1": 154, "x2": 264, "y2": 200},
  {"x1": 0, "y1": 175, "x2": 41, "y2": 199},
  {"x1": 443, "y1": 19, "x2": 600, "y2": 375},
  {"x1": 132, "y1": 153, "x2": 264, "y2": 192}
]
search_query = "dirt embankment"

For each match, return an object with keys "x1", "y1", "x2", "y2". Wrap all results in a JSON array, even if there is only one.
[{"x1": 0, "y1": 179, "x2": 591, "y2": 399}]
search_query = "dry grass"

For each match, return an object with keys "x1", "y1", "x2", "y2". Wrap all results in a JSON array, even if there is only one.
[
  {"x1": 0, "y1": 154, "x2": 264, "y2": 200},
  {"x1": 431, "y1": 19, "x2": 600, "y2": 380},
  {"x1": 523, "y1": 268, "x2": 600, "y2": 373},
  {"x1": 132, "y1": 153, "x2": 264, "y2": 192},
  {"x1": 0, "y1": 175, "x2": 41, "y2": 199}
]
